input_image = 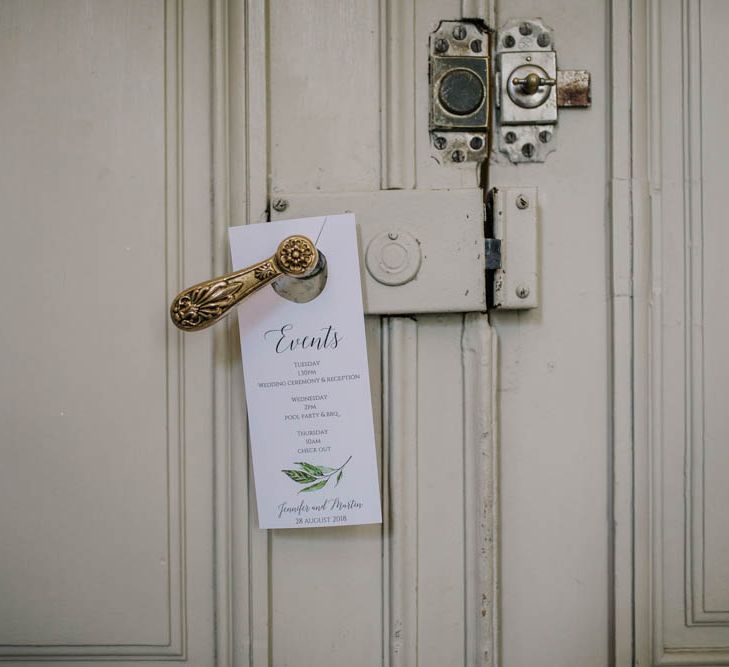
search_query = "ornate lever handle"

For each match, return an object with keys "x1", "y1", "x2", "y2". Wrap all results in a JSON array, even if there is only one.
[{"x1": 170, "y1": 235, "x2": 319, "y2": 332}]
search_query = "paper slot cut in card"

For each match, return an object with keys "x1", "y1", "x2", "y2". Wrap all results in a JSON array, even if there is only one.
[{"x1": 229, "y1": 215, "x2": 382, "y2": 529}]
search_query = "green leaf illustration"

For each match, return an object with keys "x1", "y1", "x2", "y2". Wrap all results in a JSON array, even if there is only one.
[
  {"x1": 282, "y1": 469, "x2": 317, "y2": 484},
  {"x1": 281, "y1": 457, "x2": 352, "y2": 493},
  {"x1": 300, "y1": 479, "x2": 328, "y2": 493},
  {"x1": 295, "y1": 462, "x2": 326, "y2": 477}
]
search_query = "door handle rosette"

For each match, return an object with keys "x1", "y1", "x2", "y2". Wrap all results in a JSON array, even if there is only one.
[{"x1": 170, "y1": 235, "x2": 324, "y2": 332}]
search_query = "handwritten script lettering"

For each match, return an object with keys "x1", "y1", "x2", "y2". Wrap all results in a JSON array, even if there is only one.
[{"x1": 264, "y1": 324, "x2": 341, "y2": 353}]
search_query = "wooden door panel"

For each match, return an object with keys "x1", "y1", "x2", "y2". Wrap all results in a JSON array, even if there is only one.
[
  {"x1": 258, "y1": 2, "x2": 498, "y2": 666},
  {"x1": 488, "y1": 1, "x2": 611, "y2": 665},
  {"x1": 269, "y1": 1, "x2": 381, "y2": 194},
  {"x1": 634, "y1": 1, "x2": 729, "y2": 663},
  {"x1": 0, "y1": 1, "x2": 215, "y2": 663},
  {"x1": 0, "y1": 1, "x2": 629, "y2": 666}
]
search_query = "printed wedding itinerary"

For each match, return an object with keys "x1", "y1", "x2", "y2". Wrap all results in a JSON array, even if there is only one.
[{"x1": 229, "y1": 215, "x2": 382, "y2": 529}]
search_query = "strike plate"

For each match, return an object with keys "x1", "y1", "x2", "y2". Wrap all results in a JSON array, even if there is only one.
[{"x1": 489, "y1": 186, "x2": 538, "y2": 310}]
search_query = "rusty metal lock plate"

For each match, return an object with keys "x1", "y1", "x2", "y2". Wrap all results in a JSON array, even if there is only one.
[{"x1": 429, "y1": 20, "x2": 490, "y2": 164}]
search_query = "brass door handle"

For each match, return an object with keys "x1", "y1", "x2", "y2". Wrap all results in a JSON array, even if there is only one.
[{"x1": 170, "y1": 235, "x2": 320, "y2": 332}]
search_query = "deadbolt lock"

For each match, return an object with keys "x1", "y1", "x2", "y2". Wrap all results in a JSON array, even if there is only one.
[
  {"x1": 429, "y1": 18, "x2": 590, "y2": 165},
  {"x1": 429, "y1": 20, "x2": 490, "y2": 164}
]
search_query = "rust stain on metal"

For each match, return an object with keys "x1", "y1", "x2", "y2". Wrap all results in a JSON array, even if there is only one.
[{"x1": 556, "y1": 69, "x2": 591, "y2": 108}]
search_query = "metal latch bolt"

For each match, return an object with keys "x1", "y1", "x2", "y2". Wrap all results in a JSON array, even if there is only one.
[{"x1": 495, "y1": 18, "x2": 591, "y2": 163}]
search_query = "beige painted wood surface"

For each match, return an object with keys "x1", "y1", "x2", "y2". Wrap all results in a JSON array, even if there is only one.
[
  {"x1": 264, "y1": 2, "x2": 497, "y2": 666},
  {"x1": 488, "y1": 2, "x2": 612, "y2": 666},
  {"x1": 0, "y1": 1, "x2": 497, "y2": 665},
  {"x1": 5, "y1": 1, "x2": 725, "y2": 667},
  {"x1": 628, "y1": 1, "x2": 729, "y2": 664},
  {"x1": 0, "y1": 0, "x2": 216, "y2": 662}
]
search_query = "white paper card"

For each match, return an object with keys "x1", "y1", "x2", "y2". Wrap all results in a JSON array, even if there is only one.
[{"x1": 229, "y1": 215, "x2": 382, "y2": 529}]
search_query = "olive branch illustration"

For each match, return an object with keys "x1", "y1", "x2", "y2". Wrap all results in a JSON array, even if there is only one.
[{"x1": 282, "y1": 456, "x2": 352, "y2": 493}]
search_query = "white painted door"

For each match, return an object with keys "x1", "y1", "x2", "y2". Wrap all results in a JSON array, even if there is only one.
[
  {"x1": 5, "y1": 2, "x2": 723, "y2": 667},
  {"x1": 621, "y1": 2, "x2": 729, "y2": 665},
  {"x1": 0, "y1": 1, "x2": 216, "y2": 663}
]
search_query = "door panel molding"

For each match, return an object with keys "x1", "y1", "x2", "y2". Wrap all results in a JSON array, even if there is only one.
[
  {"x1": 630, "y1": 0, "x2": 729, "y2": 664},
  {"x1": 460, "y1": 0, "x2": 494, "y2": 23},
  {"x1": 380, "y1": 0, "x2": 416, "y2": 190},
  {"x1": 382, "y1": 316, "x2": 498, "y2": 667},
  {"x1": 609, "y1": 0, "x2": 636, "y2": 665},
  {"x1": 211, "y1": 1, "x2": 271, "y2": 666},
  {"x1": 462, "y1": 314, "x2": 499, "y2": 666},
  {"x1": 0, "y1": 0, "x2": 214, "y2": 662},
  {"x1": 384, "y1": 318, "x2": 419, "y2": 667}
]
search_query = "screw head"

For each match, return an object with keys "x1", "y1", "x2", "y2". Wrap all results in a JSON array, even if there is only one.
[
  {"x1": 470, "y1": 39, "x2": 482, "y2": 53},
  {"x1": 516, "y1": 285, "x2": 530, "y2": 299},
  {"x1": 502, "y1": 34, "x2": 515, "y2": 48},
  {"x1": 521, "y1": 143, "x2": 535, "y2": 158},
  {"x1": 519, "y1": 22, "x2": 533, "y2": 36},
  {"x1": 272, "y1": 198, "x2": 288, "y2": 212},
  {"x1": 452, "y1": 25, "x2": 467, "y2": 40},
  {"x1": 504, "y1": 131, "x2": 517, "y2": 144},
  {"x1": 433, "y1": 135, "x2": 447, "y2": 150},
  {"x1": 434, "y1": 38, "x2": 449, "y2": 54},
  {"x1": 537, "y1": 32, "x2": 551, "y2": 47},
  {"x1": 539, "y1": 130, "x2": 552, "y2": 143},
  {"x1": 388, "y1": 231, "x2": 399, "y2": 241},
  {"x1": 451, "y1": 149, "x2": 466, "y2": 163},
  {"x1": 515, "y1": 194, "x2": 529, "y2": 209},
  {"x1": 469, "y1": 136, "x2": 484, "y2": 151}
]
